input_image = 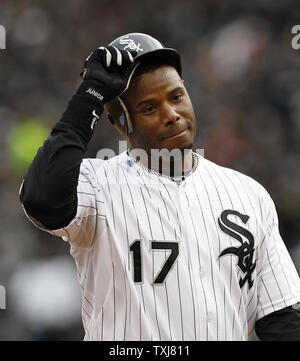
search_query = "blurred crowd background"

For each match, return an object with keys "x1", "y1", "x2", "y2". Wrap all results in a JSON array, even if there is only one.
[{"x1": 0, "y1": 0, "x2": 300, "y2": 340}]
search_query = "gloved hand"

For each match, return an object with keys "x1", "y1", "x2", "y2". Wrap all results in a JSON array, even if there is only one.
[
  {"x1": 79, "y1": 46, "x2": 138, "y2": 104},
  {"x1": 59, "y1": 46, "x2": 138, "y2": 140}
]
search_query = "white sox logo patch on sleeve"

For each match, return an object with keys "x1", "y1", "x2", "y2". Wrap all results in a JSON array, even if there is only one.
[{"x1": 218, "y1": 210, "x2": 256, "y2": 290}]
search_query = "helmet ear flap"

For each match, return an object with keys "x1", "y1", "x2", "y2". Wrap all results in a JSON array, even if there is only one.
[{"x1": 104, "y1": 98, "x2": 133, "y2": 136}]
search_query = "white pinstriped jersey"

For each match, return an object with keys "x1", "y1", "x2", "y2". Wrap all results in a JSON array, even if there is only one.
[{"x1": 26, "y1": 151, "x2": 300, "y2": 340}]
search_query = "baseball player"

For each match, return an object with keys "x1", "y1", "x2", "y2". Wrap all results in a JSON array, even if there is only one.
[{"x1": 20, "y1": 33, "x2": 300, "y2": 341}]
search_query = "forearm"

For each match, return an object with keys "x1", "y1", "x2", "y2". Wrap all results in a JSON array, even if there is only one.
[{"x1": 20, "y1": 91, "x2": 103, "y2": 230}]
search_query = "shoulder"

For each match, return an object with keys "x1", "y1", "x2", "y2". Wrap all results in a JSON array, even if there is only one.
[
  {"x1": 81, "y1": 151, "x2": 129, "y2": 173},
  {"x1": 196, "y1": 154, "x2": 278, "y2": 230},
  {"x1": 80, "y1": 151, "x2": 131, "y2": 186},
  {"x1": 196, "y1": 153, "x2": 271, "y2": 203}
]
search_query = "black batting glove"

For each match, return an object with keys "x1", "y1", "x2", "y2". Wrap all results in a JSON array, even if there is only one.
[
  {"x1": 58, "y1": 46, "x2": 138, "y2": 144},
  {"x1": 80, "y1": 46, "x2": 138, "y2": 103}
]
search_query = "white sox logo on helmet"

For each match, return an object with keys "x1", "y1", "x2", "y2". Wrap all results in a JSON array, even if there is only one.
[{"x1": 119, "y1": 35, "x2": 144, "y2": 52}]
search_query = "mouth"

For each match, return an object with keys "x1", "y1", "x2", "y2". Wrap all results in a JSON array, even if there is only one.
[{"x1": 162, "y1": 127, "x2": 189, "y2": 140}]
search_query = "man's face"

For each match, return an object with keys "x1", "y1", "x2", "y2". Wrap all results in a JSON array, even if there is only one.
[{"x1": 122, "y1": 65, "x2": 197, "y2": 154}]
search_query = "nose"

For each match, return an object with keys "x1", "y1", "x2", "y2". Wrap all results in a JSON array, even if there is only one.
[{"x1": 161, "y1": 102, "x2": 180, "y2": 125}]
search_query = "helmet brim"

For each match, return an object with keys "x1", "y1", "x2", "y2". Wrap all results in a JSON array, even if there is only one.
[{"x1": 134, "y1": 48, "x2": 182, "y2": 77}]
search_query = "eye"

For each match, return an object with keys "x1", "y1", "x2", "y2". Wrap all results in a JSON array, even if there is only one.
[
  {"x1": 172, "y1": 93, "x2": 183, "y2": 102},
  {"x1": 142, "y1": 105, "x2": 156, "y2": 114}
]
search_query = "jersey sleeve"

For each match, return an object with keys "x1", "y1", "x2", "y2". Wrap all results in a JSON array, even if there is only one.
[
  {"x1": 22, "y1": 158, "x2": 105, "y2": 248},
  {"x1": 256, "y1": 189, "x2": 300, "y2": 320}
]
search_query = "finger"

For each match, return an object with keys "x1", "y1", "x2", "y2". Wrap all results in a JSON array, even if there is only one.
[
  {"x1": 95, "y1": 46, "x2": 112, "y2": 68},
  {"x1": 127, "y1": 50, "x2": 134, "y2": 63},
  {"x1": 112, "y1": 46, "x2": 122, "y2": 66},
  {"x1": 128, "y1": 50, "x2": 138, "y2": 59},
  {"x1": 117, "y1": 49, "x2": 136, "y2": 69},
  {"x1": 106, "y1": 49, "x2": 112, "y2": 67},
  {"x1": 106, "y1": 46, "x2": 122, "y2": 68},
  {"x1": 85, "y1": 50, "x2": 93, "y2": 62},
  {"x1": 80, "y1": 69, "x2": 87, "y2": 79},
  {"x1": 100, "y1": 46, "x2": 112, "y2": 68}
]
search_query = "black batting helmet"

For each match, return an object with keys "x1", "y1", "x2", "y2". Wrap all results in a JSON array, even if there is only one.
[{"x1": 104, "y1": 33, "x2": 182, "y2": 136}]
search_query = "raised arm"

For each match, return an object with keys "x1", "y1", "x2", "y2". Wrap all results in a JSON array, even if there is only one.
[{"x1": 20, "y1": 46, "x2": 137, "y2": 230}]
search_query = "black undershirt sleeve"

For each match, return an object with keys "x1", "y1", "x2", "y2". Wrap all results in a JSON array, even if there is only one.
[
  {"x1": 255, "y1": 304, "x2": 300, "y2": 341},
  {"x1": 19, "y1": 92, "x2": 104, "y2": 230}
]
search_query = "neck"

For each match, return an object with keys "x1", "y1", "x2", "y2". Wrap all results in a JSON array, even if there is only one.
[{"x1": 129, "y1": 148, "x2": 194, "y2": 178}]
